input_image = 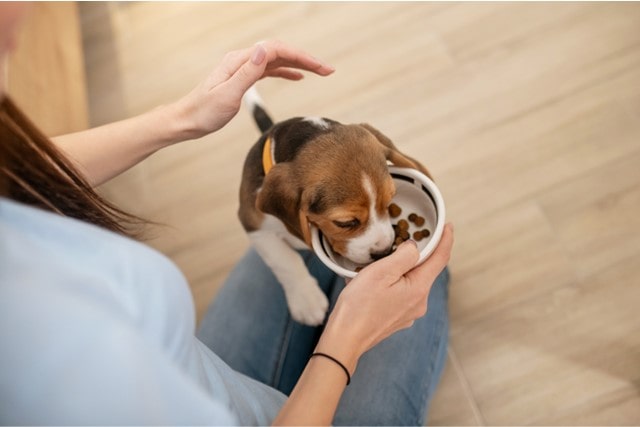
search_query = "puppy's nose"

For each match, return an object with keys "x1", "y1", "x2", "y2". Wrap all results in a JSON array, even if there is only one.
[{"x1": 370, "y1": 247, "x2": 393, "y2": 261}]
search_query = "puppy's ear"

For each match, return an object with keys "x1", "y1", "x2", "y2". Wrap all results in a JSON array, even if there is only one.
[
  {"x1": 298, "y1": 209, "x2": 312, "y2": 246},
  {"x1": 256, "y1": 164, "x2": 311, "y2": 244},
  {"x1": 360, "y1": 123, "x2": 433, "y2": 180}
]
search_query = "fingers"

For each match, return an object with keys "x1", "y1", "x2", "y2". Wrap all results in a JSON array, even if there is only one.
[
  {"x1": 406, "y1": 223, "x2": 454, "y2": 285},
  {"x1": 224, "y1": 44, "x2": 269, "y2": 98},
  {"x1": 222, "y1": 41, "x2": 334, "y2": 98},
  {"x1": 428, "y1": 222, "x2": 455, "y2": 271},
  {"x1": 362, "y1": 240, "x2": 420, "y2": 285},
  {"x1": 259, "y1": 40, "x2": 335, "y2": 76},
  {"x1": 263, "y1": 68, "x2": 305, "y2": 80}
]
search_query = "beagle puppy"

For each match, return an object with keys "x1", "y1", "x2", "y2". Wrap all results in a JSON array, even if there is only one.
[{"x1": 239, "y1": 88, "x2": 431, "y2": 326}]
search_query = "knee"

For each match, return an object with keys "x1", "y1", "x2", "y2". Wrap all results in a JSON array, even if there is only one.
[{"x1": 333, "y1": 383, "x2": 427, "y2": 426}]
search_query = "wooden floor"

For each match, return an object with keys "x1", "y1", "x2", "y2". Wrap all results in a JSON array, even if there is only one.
[{"x1": 79, "y1": 2, "x2": 640, "y2": 425}]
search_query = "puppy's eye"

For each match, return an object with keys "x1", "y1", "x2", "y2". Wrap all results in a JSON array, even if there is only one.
[{"x1": 333, "y1": 219, "x2": 361, "y2": 229}]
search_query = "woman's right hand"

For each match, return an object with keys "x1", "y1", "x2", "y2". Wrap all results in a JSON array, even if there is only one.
[{"x1": 315, "y1": 223, "x2": 454, "y2": 375}]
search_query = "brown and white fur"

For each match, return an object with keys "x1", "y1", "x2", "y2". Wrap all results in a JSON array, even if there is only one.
[{"x1": 238, "y1": 88, "x2": 431, "y2": 325}]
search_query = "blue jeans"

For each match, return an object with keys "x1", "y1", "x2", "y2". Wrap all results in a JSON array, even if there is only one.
[{"x1": 197, "y1": 249, "x2": 449, "y2": 426}]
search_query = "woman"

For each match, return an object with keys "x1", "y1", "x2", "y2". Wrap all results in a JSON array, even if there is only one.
[{"x1": 1, "y1": 3, "x2": 454, "y2": 425}]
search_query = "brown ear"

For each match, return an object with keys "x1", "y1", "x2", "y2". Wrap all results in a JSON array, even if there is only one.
[
  {"x1": 360, "y1": 123, "x2": 433, "y2": 180},
  {"x1": 298, "y1": 209, "x2": 312, "y2": 246},
  {"x1": 256, "y1": 163, "x2": 310, "y2": 244}
]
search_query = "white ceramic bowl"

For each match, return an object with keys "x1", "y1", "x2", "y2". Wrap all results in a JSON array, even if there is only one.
[{"x1": 311, "y1": 166, "x2": 446, "y2": 278}]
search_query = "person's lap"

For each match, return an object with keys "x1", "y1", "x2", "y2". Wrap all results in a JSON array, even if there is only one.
[{"x1": 197, "y1": 248, "x2": 449, "y2": 425}]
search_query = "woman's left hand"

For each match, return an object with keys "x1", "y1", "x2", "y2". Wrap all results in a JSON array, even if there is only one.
[{"x1": 173, "y1": 40, "x2": 335, "y2": 140}]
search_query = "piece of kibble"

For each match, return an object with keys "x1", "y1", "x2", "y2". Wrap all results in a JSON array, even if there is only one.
[
  {"x1": 388, "y1": 203, "x2": 402, "y2": 218},
  {"x1": 390, "y1": 211, "x2": 433, "y2": 255}
]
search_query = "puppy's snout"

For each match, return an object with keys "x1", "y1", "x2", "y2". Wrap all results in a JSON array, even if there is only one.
[{"x1": 370, "y1": 246, "x2": 393, "y2": 261}]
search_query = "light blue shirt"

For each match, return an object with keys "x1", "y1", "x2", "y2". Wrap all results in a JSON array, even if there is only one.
[{"x1": 0, "y1": 198, "x2": 286, "y2": 425}]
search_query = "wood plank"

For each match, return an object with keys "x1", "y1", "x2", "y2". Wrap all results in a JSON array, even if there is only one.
[
  {"x1": 450, "y1": 256, "x2": 640, "y2": 425},
  {"x1": 8, "y1": 2, "x2": 88, "y2": 135},
  {"x1": 540, "y1": 152, "x2": 640, "y2": 278},
  {"x1": 427, "y1": 349, "x2": 484, "y2": 426},
  {"x1": 448, "y1": 199, "x2": 576, "y2": 327}
]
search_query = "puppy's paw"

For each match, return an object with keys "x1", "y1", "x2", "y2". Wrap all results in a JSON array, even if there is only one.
[{"x1": 285, "y1": 279, "x2": 329, "y2": 326}]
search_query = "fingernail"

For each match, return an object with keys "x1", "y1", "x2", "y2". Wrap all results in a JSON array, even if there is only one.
[
  {"x1": 314, "y1": 56, "x2": 335, "y2": 72},
  {"x1": 251, "y1": 44, "x2": 266, "y2": 65}
]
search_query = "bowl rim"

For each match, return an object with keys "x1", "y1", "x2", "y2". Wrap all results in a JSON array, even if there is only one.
[{"x1": 310, "y1": 166, "x2": 446, "y2": 278}]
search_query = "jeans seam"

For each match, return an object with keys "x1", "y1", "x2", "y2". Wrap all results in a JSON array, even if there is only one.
[
  {"x1": 419, "y1": 322, "x2": 447, "y2": 424},
  {"x1": 418, "y1": 277, "x2": 450, "y2": 425},
  {"x1": 272, "y1": 316, "x2": 294, "y2": 390}
]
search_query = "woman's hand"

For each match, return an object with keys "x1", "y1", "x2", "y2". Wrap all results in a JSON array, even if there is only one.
[
  {"x1": 316, "y1": 223, "x2": 455, "y2": 374},
  {"x1": 52, "y1": 40, "x2": 333, "y2": 186},
  {"x1": 173, "y1": 40, "x2": 335, "y2": 140},
  {"x1": 273, "y1": 224, "x2": 454, "y2": 425}
]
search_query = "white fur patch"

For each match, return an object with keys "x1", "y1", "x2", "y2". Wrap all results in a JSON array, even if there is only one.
[
  {"x1": 303, "y1": 116, "x2": 330, "y2": 130},
  {"x1": 250, "y1": 215, "x2": 328, "y2": 325},
  {"x1": 243, "y1": 86, "x2": 265, "y2": 110},
  {"x1": 258, "y1": 214, "x2": 307, "y2": 249},
  {"x1": 344, "y1": 174, "x2": 395, "y2": 264}
]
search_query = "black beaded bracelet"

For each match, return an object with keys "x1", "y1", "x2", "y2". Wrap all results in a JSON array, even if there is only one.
[{"x1": 310, "y1": 352, "x2": 351, "y2": 385}]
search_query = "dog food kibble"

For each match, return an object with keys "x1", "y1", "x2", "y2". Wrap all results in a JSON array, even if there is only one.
[
  {"x1": 388, "y1": 203, "x2": 402, "y2": 218},
  {"x1": 408, "y1": 212, "x2": 426, "y2": 226},
  {"x1": 412, "y1": 229, "x2": 431, "y2": 241},
  {"x1": 390, "y1": 209, "x2": 431, "y2": 250}
]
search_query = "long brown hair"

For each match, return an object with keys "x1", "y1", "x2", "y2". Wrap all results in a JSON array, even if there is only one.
[{"x1": 0, "y1": 96, "x2": 145, "y2": 238}]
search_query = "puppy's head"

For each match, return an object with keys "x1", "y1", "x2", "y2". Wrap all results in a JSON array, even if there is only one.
[{"x1": 257, "y1": 120, "x2": 428, "y2": 265}]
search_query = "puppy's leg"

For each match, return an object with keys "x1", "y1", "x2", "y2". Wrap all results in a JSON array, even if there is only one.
[{"x1": 249, "y1": 231, "x2": 329, "y2": 326}]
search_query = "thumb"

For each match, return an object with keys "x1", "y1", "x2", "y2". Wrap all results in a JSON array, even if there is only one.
[
  {"x1": 363, "y1": 240, "x2": 420, "y2": 284},
  {"x1": 227, "y1": 44, "x2": 268, "y2": 98}
]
